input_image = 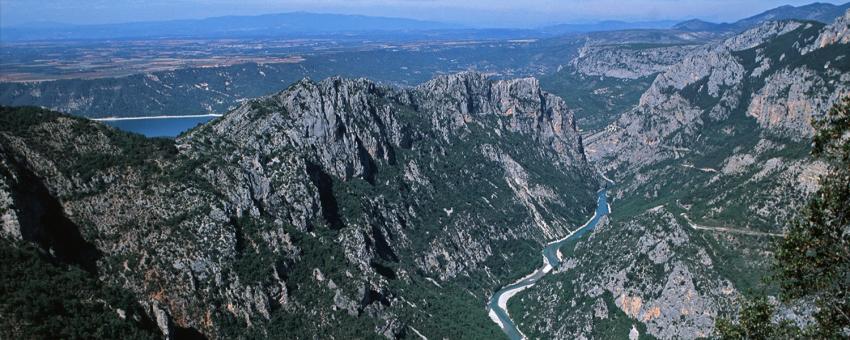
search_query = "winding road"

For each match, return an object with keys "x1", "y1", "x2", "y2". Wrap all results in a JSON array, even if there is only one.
[
  {"x1": 487, "y1": 189, "x2": 610, "y2": 340},
  {"x1": 680, "y1": 213, "x2": 785, "y2": 238}
]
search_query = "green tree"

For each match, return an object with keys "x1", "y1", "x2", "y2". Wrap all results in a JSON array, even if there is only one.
[{"x1": 717, "y1": 96, "x2": 850, "y2": 338}]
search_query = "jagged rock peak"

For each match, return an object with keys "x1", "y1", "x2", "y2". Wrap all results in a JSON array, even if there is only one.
[
  {"x1": 721, "y1": 19, "x2": 805, "y2": 51},
  {"x1": 411, "y1": 71, "x2": 581, "y2": 152},
  {"x1": 414, "y1": 73, "x2": 581, "y2": 147},
  {"x1": 416, "y1": 71, "x2": 494, "y2": 95},
  {"x1": 414, "y1": 71, "x2": 547, "y2": 111},
  {"x1": 206, "y1": 71, "x2": 567, "y2": 129},
  {"x1": 804, "y1": 8, "x2": 850, "y2": 53},
  {"x1": 637, "y1": 19, "x2": 818, "y2": 106},
  {"x1": 182, "y1": 71, "x2": 588, "y2": 184},
  {"x1": 192, "y1": 71, "x2": 582, "y2": 153}
]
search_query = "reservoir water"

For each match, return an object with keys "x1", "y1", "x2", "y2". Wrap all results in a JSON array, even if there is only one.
[{"x1": 100, "y1": 115, "x2": 218, "y2": 137}]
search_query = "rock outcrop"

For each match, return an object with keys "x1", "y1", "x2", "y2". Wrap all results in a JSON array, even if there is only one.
[
  {"x1": 571, "y1": 44, "x2": 702, "y2": 80},
  {"x1": 588, "y1": 17, "x2": 849, "y2": 173},
  {"x1": 0, "y1": 72, "x2": 597, "y2": 339},
  {"x1": 512, "y1": 207, "x2": 738, "y2": 339},
  {"x1": 511, "y1": 13, "x2": 849, "y2": 340}
]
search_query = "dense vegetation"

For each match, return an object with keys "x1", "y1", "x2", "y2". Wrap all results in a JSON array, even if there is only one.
[
  {"x1": 0, "y1": 239, "x2": 161, "y2": 339},
  {"x1": 540, "y1": 70, "x2": 655, "y2": 132},
  {"x1": 716, "y1": 96, "x2": 850, "y2": 338},
  {"x1": 0, "y1": 106, "x2": 178, "y2": 183}
]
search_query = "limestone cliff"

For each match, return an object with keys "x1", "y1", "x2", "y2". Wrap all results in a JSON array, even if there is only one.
[
  {"x1": 0, "y1": 72, "x2": 597, "y2": 339},
  {"x1": 511, "y1": 13, "x2": 849, "y2": 340}
]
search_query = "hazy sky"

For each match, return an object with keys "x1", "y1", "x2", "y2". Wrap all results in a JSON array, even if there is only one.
[{"x1": 1, "y1": 0, "x2": 847, "y2": 27}]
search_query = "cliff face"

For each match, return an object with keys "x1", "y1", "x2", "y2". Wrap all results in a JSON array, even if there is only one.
[
  {"x1": 0, "y1": 72, "x2": 597, "y2": 339},
  {"x1": 589, "y1": 18, "x2": 849, "y2": 172},
  {"x1": 512, "y1": 13, "x2": 849, "y2": 340},
  {"x1": 582, "y1": 16, "x2": 848, "y2": 231},
  {"x1": 571, "y1": 44, "x2": 702, "y2": 80}
]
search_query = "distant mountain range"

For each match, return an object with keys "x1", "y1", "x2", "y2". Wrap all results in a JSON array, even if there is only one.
[
  {"x1": 541, "y1": 20, "x2": 680, "y2": 34},
  {"x1": 674, "y1": 1, "x2": 850, "y2": 32},
  {"x1": 0, "y1": 12, "x2": 463, "y2": 41},
  {"x1": 3, "y1": 2, "x2": 849, "y2": 42}
]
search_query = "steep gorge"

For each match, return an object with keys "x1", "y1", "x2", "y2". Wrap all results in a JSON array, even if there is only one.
[
  {"x1": 1, "y1": 9, "x2": 849, "y2": 340},
  {"x1": 0, "y1": 72, "x2": 598, "y2": 339},
  {"x1": 509, "y1": 11, "x2": 850, "y2": 339}
]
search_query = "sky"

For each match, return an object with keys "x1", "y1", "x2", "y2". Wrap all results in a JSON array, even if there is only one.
[{"x1": 1, "y1": 0, "x2": 847, "y2": 28}]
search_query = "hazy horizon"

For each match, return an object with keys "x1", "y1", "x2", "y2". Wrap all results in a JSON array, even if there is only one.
[{"x1": 1, "y1": 0, "x2": 848, "y2": 28}]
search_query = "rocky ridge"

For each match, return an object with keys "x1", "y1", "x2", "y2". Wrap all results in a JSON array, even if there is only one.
[
  {"x1": 588, "y1": 17, "x2": 848, "y2": 174},
  {"x1": 511, "y1": 13, "x2": 850, "y2": 340},
  {"x1": 571, "y1": 44, "x2": 702, "y2": 80},
  {"x1": 0, "y1": 72, "x2": 597, "y2": 339}
]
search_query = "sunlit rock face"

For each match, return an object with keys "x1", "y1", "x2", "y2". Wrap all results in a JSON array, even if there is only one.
[
  {"x1": 0, "y1": 71, "x2": 598, "y2": 339},
  {"x1": 511, "y1": 13, "x2": 849, "y2": 340}
]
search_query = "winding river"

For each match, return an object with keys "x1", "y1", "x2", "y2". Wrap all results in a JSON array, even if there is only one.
[{"x1": 487, "y1": 189, "x2": 610, "y2": 340}]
